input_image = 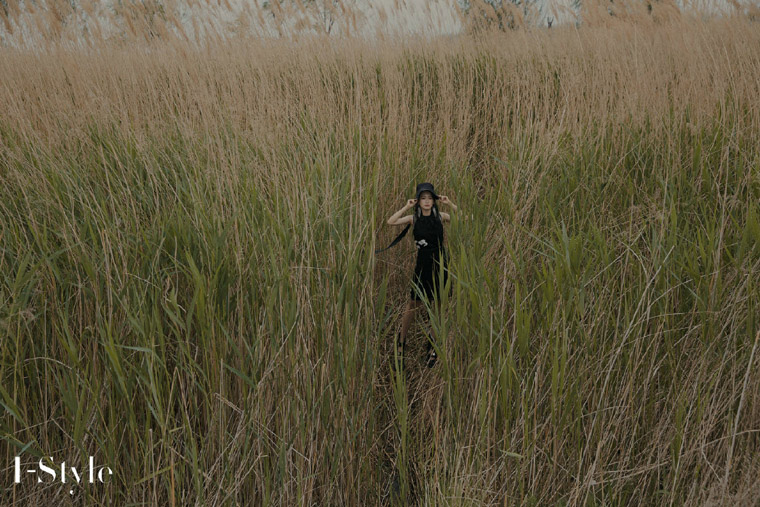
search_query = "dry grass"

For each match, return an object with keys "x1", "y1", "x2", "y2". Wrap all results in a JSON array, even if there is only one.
[{"x1": 1, "y1": 18, "x2": 760, "y2": 505}]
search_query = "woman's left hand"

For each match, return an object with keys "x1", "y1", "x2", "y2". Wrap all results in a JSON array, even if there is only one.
[{"x1": 439, "y1": 195, "x2": 450, "y2": 205}]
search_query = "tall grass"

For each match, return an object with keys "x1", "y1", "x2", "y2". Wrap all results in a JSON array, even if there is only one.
[{"x1": 1, "y1": 20, "x2": 760, "y2": 504}]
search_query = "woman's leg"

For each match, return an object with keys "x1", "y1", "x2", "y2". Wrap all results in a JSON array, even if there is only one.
[
  {"x1": 399, "y1": 299, "x2": 422, "y2": 344},
  {"x1": 392, "y1": 299, "x2": 420, "y2": 371},
  {"x1": 425, "y1": 296, "x2": 442, "y2": 367}
]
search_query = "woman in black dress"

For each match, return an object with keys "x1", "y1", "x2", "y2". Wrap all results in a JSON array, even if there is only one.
[{"x1": 382, "y1": 182, "x2": 458, "y2": 371}]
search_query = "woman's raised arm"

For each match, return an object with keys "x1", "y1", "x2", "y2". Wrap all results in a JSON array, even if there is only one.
[
  {"x1": 438, "y1": 195, "x2": 458, "y2": 222},
  {"x1": 387, "y1": 199, "x2": 416, "y2": 225}
]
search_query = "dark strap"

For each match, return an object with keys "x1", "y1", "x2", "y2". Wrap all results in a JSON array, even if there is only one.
[{"x1": 375, "y1": 223, "x2": 411, "y2": 254}]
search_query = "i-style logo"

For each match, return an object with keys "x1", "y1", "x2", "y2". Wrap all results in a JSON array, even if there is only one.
[{"x1": 13, "y1": 456, "x2": 112, "y2": 495}]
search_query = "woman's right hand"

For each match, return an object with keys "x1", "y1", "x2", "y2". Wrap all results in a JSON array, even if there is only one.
[{"x1": 406, "y1": 198, "x2": 417, "y2": 209}]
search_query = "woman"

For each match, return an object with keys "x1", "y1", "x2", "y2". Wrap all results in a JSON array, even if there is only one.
[{"x1": 382, "y1": 182, "x2": 458, "y2": 371}]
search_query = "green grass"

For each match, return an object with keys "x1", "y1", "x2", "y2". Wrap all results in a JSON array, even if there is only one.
[{"x1": 2, "y1": 37, "x2": 760, "y2": 504}]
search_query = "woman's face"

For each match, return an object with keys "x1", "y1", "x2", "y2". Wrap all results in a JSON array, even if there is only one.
[{"x1": 419, "y1": 191, "x2": 434, "y2": 210}]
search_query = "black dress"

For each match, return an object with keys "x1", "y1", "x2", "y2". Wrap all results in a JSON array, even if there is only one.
[{"x1": 410, "y1": 212, "x2": 449, "y2": 301}]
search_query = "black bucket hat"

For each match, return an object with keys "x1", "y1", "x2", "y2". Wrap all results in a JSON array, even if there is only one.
[{"x1": 415, "y1": 182, "x2": 439, "y2": 201}]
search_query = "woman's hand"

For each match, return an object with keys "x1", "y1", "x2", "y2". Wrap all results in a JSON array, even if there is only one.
[
  {"x1": 439, "y1": 195, "x2": 457, "y2": 212},
  {"x1": 406, "y1": 198, "x2": 417, "y2": 209}
]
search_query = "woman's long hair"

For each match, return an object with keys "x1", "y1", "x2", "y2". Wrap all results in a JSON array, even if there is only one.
[{"x1": 414, "y1": 200, "x2": 448, "y2": 269}]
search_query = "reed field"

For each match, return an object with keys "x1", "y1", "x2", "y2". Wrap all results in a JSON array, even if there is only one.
[{"x1": 2, "y1": 17, "x2": 760, "y2": 505}]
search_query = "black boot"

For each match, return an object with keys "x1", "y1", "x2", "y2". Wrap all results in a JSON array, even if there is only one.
[
  {"x1": 392, "y1": 333, "x2": 405, "y2": 372},
  {"x1": 425, "y1": 334, "x2": 437, "y2": 368}
]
